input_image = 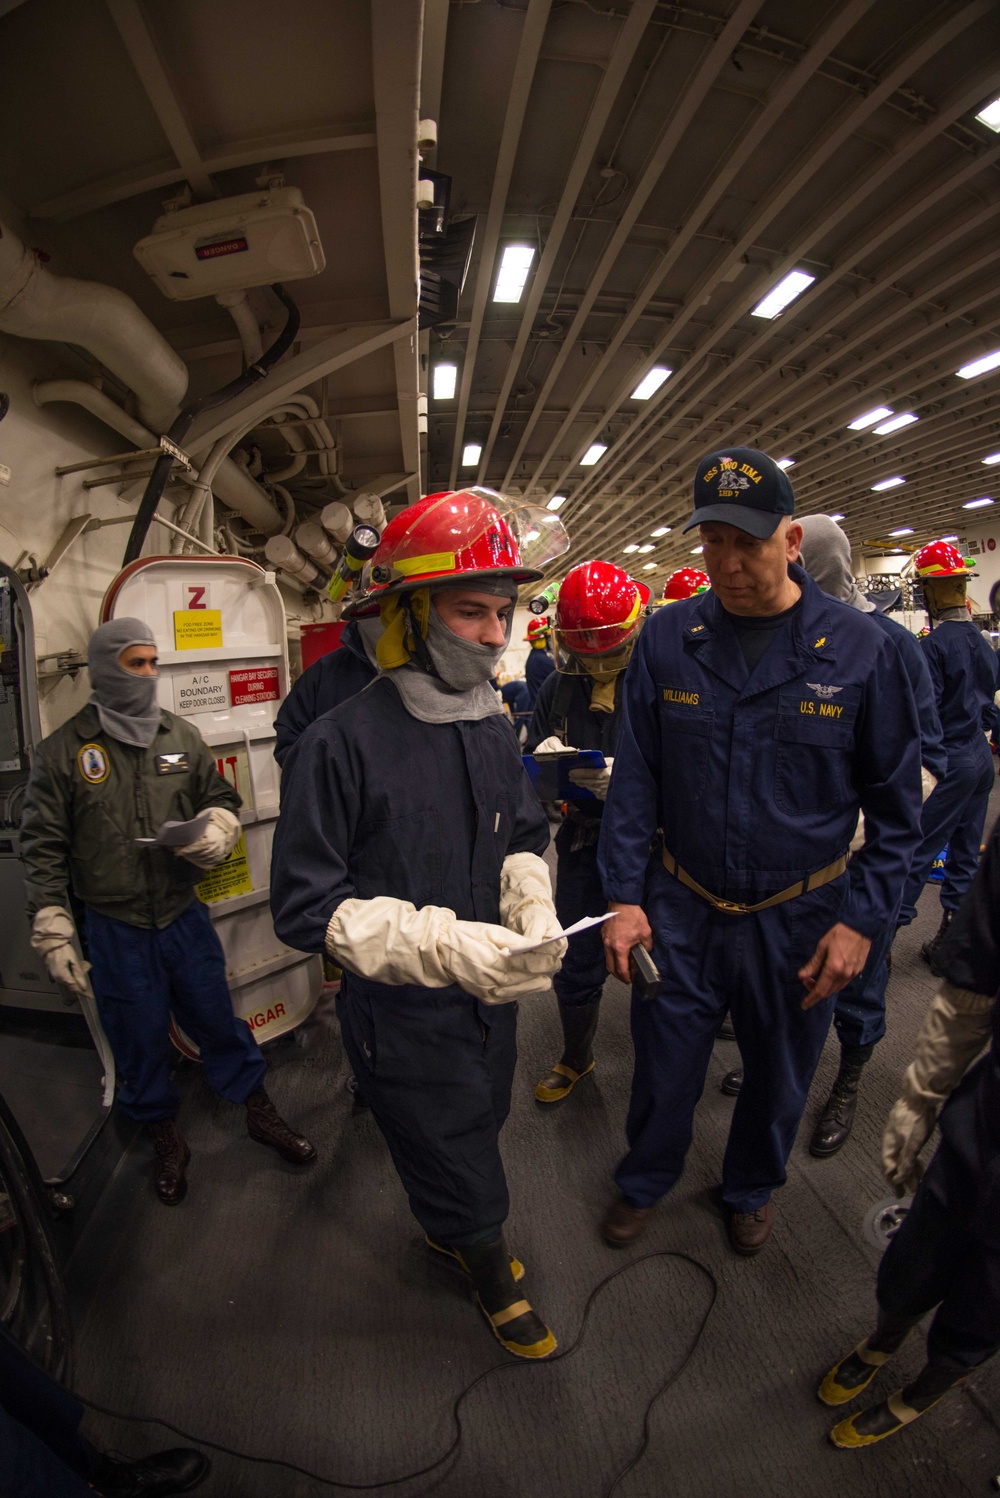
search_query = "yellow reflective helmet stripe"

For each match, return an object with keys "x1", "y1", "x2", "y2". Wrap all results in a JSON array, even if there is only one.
[{"x1": 393, "y1": 551, "x2": 457, "y2": 577}]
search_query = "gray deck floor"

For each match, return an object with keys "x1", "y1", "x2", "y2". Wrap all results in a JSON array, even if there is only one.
[{"x1": 68, "y1": 812, "x2": 1000, "y2": 1498}]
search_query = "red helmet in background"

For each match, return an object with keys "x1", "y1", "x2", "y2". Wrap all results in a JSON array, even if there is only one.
[
  {"x1": 524, "y1": 617, "x2": 551, "y2": 643},
  {"x1": 663, "y1": 567, "x2": 710, "y2": 602},
  {"x1": 369, "y1": 489, "x2": 542, "y2": 596},
  {"x1": 914, "y1": 540, "x2": 971, "y2": 578},
  {"x1": 556, "y1": 560, "x2": 651, "y2": 656}
]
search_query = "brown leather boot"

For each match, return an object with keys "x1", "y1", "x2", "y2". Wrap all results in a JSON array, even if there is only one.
[
  {"x1": 244, "y1": 1087, "x2": 317, "y2": 1163},
  {"x1": 149, "y1": 1119, "x2": 189, "y2": 1206},
  {"x1": 726, "y1": 1201, "x2": 773, "y2": 1255},
  {"x1": 601, "y1": 1197, "x2": 654, "y2": 1247}
]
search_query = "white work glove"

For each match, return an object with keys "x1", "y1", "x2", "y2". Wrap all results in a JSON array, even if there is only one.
[
  {"x1": 921, "y1": 767, "x2": 938, "y2": 802},
  {"x1": 882, "y1": 980, "x2": 994, "y2": 1194},
  {"x1": 326, "y1": 896, "x2": 564, "y2": 1005},
  {"x1": 568, "y1": 757, "x2": 614, "y2": 801},
  {"x1": 498, "y1": 852, "x2": 567, "y2": 950},
  {"x1": 534, "y1": 735, "x2": 575, "y2": 753},
  {"x1": 30, "y1": 906, "x2": 91, "y2": 997},
  {"x1": 173, "y1": 807, "x2": 242, "y2": 869}
]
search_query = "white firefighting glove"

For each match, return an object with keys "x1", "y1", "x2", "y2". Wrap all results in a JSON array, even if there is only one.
[
  {"x1": 534, "y1": 735, "x2": 575, "y2": 753},
  {"x1": 567, "y1": 758, "x2": 614, "y2": 801},
  {"x1": 173, "y1": 807, "x2": 242, "y2": 869},
  {"x1": 498, "y1": 852, "x2": 567, "y2": 951},
  {"x1": 30, "y1": 907, "x2": 91, "y2": 997},
  {"x1": 326, "y1": 897, "x2": 564, "y2": 1005},
  {"x1": 882, "y1": 980, "x2": 994, "y2": 1194}
]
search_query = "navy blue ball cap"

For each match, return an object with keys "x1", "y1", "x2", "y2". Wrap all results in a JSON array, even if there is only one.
[{"x1": 683, "y1": 446, "x2": 795, "y2": 538}]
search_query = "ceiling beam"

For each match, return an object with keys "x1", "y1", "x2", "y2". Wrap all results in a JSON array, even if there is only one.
[
  {"x1": 105, "y1": 0, "x2": 216, "y2": 199},
  {"x1": 29, "y1": 123, "x2": 377, "y2": 221},
  {"x1": 447, "y1": 0, "x2": 553, "y2": 489}
]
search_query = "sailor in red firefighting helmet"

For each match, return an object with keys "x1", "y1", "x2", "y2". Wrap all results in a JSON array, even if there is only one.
[
  {"x1": 894, "y1": 540, "x2": 1000, "y2": 969},
  {"x1": 523, "y1": 615, "x2": 556, "y2": 704},
  {"x1": 525, "y1": 560, "x2": 650, "y2": 1103},
  {"x1": 270, "y1": 488, "x2": 569, "y2": 1360},
  {"x1": 662, "y1": 567, "x2": 709, "y2": 603}
]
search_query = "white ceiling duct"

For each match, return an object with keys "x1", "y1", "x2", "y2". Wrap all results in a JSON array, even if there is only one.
[{"x1": 0, "y1": 220, "x2": 188, "y2": 432}]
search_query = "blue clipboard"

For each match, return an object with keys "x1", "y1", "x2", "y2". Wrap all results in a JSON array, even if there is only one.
[{"x1": 522, "y1": 749, "x2": 606, "y2": 802}]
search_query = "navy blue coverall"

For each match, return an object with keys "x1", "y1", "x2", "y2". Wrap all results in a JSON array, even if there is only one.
[
  {"x1": 877, "y1": 818, "x2": 1000, "y2": 1369},
  {"x1": 526, "y1": 669, "x2": 622, "y2": 1009},
  {"x1": 898, "y1": 618, "x2": 1000, "y2": 925},
  {"x1": 598, "y1": 566, "x2": 922, "y2": 1213},
  {"x1": 0, "y1": 1324, "x2": 95, "y2": 1497},
  {"x1": 273, "y1": 621, "x2": 376, "y2": 768},
  {"x1": 269, "y1": 676, "x2": 550, "y2": 1246},
  {"x1": 834, "y1": 611, "x2": 947, "y2": 1049},
  {"x1": 525, "y1": 644, "x2": 555, "y2": 705}
]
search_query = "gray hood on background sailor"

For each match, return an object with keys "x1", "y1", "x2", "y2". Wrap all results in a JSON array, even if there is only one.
[{"x1": 798, "y1": 515, "x2": 874, "y2": 613}]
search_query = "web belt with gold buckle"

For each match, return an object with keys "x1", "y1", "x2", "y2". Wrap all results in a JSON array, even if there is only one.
[{"x1": 661, "y1": 847, "x2": 849, "y2": 915}]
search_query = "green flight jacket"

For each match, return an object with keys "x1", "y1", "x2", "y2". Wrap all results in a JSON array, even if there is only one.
[{"x1": 20, "y1": 703, "x2": 242, "y2": 930}]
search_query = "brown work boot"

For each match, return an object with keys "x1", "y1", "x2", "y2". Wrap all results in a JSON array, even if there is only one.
[
  {"x1": 149, "y1": 1119, "x2": 190, "y2": 1206},
  {"x1": 726, "y1": 1201, "x2": 774, "y2": 1256},
  {"x1": 601, "y1": 1197, "x2": 653, "y2": 1248},
  {"x1": 245, "y1": 1087, "x2": 317, "y2": 1163}
]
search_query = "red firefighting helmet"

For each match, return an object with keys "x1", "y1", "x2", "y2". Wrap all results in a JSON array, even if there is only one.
[
  {"x1": 663, "y1": 567, "x2": 710, "y2": 602},
  {"x1": 368, "y1": 489, "x2": 545, "y2": 596},
  {"x1": 556, "y1": 560, "x2": 651, "y2": 656},
  {"x1": 914, "y1": 540, "x2": 972, "y2": 578},
  {"x1": 524, "y1": 617, "x2": 551, "y2": 643}
]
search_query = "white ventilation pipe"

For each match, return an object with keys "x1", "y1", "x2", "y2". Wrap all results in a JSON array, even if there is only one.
[
  {"x1": 295, "y1": 521, "x2": 339, "y2": 565},
  {"x1": 33, "y1": 379, "x2": 283, "y2": 535},
  {"x1": 0, "y1": 221, "x2": 187, "y2": 432},
  {"x1": 264, "y1": 535, "x2": 322, "y2": 584},
  {"x1": 216, "y1": 289, "x2": 264, "y2": 365},
  {"x1": 353, "y1": 491, "x2": 386, "y2": 530},
  {"x1": 320, "y1": 502, "x2": 354, "y2": 543}
]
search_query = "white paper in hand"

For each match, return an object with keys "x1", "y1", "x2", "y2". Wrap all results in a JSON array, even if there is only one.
[
  {"x1": 513, "y1": 911, "x2": 617, "y2": 953},
  {"x1": 135, "y1": 809, "x2": 214, "y2": 847}
]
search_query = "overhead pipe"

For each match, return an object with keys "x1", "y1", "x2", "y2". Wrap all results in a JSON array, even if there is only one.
[
  {"x1": 33, "y1": 380, "x2": 285, "y2": 536},
  {"x1": 216, "y1": 290, "x2": 264, "y2": 365},
  {"x1": 0, "y1": 221, "x2": 187, "y2": 432}
]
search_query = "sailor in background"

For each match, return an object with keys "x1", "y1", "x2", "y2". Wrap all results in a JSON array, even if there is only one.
[
  {"x1": 273, "y1": 615, "x2": 380, "y2": 768},
  {"x1": 721, "y1": 515, "x2": 947, "y2": 1159},
  {"x1": 598, "y1": 449, "x2": 922, "y2": 1256},
  {"x1": 820, "y1": 817, "x2": 999, "y2": 1448},
  {"x1": 524, "y1": 615, "x2": 556, "y2": 704},
  {"x1": 20, "y1": 618, "x2": 316, "y2": 1207},
  {"x1": 525, "y1": 561, "x2": 650, "y2": 1104},
  {"x1": 270, "y1": 490, "x2": 567, "y2": 1360},
  {"x1": 895, "y1": 540, "x2": 1000, "y2": 971}
]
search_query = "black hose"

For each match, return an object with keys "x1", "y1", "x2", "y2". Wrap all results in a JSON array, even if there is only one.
[{"x1": 122, "y1": 283, "x2": 300, "y2": 567}]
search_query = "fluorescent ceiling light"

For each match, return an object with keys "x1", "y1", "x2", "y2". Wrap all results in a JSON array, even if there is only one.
[
  {"x1": 963, "y1": 497, "x2": 994, "y2": 509},
  {"x1": 974, "y1": 95, "x2": 1000, "y2": 132},
  {"x1": 623, "y1": 544, "x2": 640, "y2": 554},
  {"x1": 872, "y1": 413, "x2": 918, "y2": 435},
  {"x1": 957, "y1": 349, "x2": 1000, "y2": 379},
  {"x1": 638, "y1": 544, "x2": 655, "y2": 553},
  {"x1": 872, "y1": 476, "x2": 906, "y2": 491},
  {"x1": 847, "y1": 406, "x2": 893, "y2": 431},
  {"x1": 461, "y1": 443, "x2": 481, "y2": 467},
  {"x1": 651, "y1": 526, "x2": 671, "y2": 537},
  {"x1": 631, "y1": 366, "x2": 672, "y2": 401},
  {"x1": 750, "y1": 269, "x2": 816, "y2": 319},
  {"x1": 493, "y1": 244, "x2": 535, "y2": 304},
  {"x1": 942, "y1": 534, "x2": 959, "y2": 542},
  {"x1": 642, "y1": 562, "x2": 657, "y2": 571},
  {"x1": 432, "y1": 363, "x2": 457, "y2": 400},
  {"x1": 580, "y1": 443, "x2": 607, "y2": 466},
  {"x1": 829, "y1": 513, "x2": 845, "y2": 521},
  {"x1": 546, "y1": 494, "x2": 566, "y2": 511},
  {"x1": 889, "y1": 527, "x2": 914, "y2": 536},
  {"x1": 982, "y1": 453, "x2": 1000, "y2": 466},
  {"x1": 691, "y1": 545, "x2": 704, "y2": 554},
  {"x1": 775, "y1": 458, "x2": 795, "y2": 469}
]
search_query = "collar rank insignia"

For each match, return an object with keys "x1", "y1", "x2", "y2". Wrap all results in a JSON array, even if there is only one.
[
  {"x1": 813, "y1": 636, "x2": 827, "y2": 649},
  {"x1": 690, "y1": 624, "x2": 705, "y2": 633}
]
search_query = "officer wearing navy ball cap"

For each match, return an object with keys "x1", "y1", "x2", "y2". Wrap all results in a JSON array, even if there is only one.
[{"x1": 597, "y1": 447, "x2": 924, "y2": 1256}]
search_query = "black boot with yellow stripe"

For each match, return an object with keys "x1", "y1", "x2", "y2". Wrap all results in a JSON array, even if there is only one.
[
  {"x1": 828, "y1": 1360, "x2": 968, "y2": 1449},
  {"x1": 458, "y1": 1238, "x2": 557, "y2": 1359},
  {"x1": 535, "y1": 1001, "x2": 600, "y2": 1104},
  {"x1": 818, "y1": 1312, "x2": 916, "y2": 1409},
  {"x1": 425, "y1": 1236, "x2": 525, "y2": 1283}
]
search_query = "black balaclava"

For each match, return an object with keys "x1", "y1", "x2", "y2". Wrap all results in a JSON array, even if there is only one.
[{"x1": 87, "y1": 617, "x2": 161, "y2": 748}]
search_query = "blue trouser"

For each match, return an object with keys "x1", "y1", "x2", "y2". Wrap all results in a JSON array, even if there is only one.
[
  {"x1": 552, "y1": 822, "x2": 607, "y2": 1009},
  {"x1": 898, "y1": 736, "x2": 994, "y2": 922},
  {"x1": 0, "y1": 1326, "x2": 93, "y2": 1497},
  {"x1": 86, "y1": 900, "x2": 266, "y2": 1123},
  {"x1": 615, "y1": 864, "x2": 838, "y2": 1213},
  {"x1": 337, "y1": 976, "x2": 517, "y2": 1247},
  {"x1": 877, "y1": 1090, "x2": 1000, "y2": 1370},
  {"x1": 832, "y1": 911, "x2": 898, "y2": 1050}
]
